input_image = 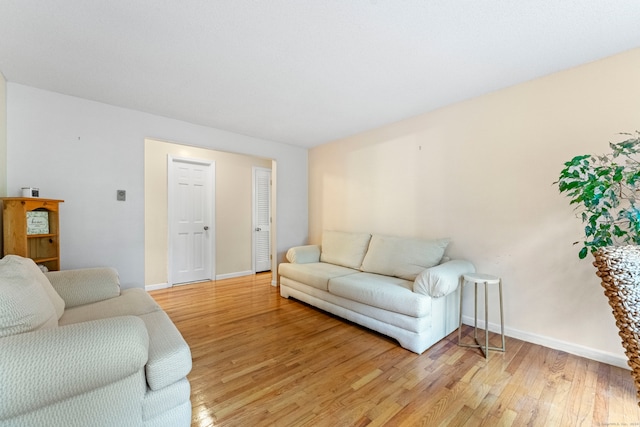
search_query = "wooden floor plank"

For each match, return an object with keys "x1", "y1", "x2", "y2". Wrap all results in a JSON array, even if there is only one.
[{"x1": 149, "y1": 273, "x2": 640, "y2": 426}]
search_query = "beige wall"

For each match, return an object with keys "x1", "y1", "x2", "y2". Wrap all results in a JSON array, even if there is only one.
[
  {"x1": 144, "y1": 138, "x2": 272, "y2": 286},
  {"x1": 309, "y1": 48, "x2": 640, "y2": 367}
]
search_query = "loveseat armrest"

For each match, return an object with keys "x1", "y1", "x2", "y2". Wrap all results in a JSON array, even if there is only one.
[
  {"x1": 139, "y1": 310, "x2": 192, "y2": 391},
  {"x1": 0, "y1": 316, "x2": 149, "y2": 420},
  {"x1": 413, "y1": 260, "x2": 476, "y2": 298},
  {"x1": 286, "y1": 245, "x2": 321, "y2": 264},
  {"x1": 45, "y1": 267, "x2": 121, "y2": 308}
]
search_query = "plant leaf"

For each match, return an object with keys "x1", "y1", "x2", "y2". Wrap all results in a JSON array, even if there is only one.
[{"x1": 579, "y1": 247, "x2": 588, "y2": 259}]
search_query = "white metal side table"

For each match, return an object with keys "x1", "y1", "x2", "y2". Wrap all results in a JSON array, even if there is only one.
[{"x1": 458, "y1": 273, "x2": 505, "y2": 359}]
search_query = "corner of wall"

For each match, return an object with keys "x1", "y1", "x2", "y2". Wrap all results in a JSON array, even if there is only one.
[
  {"x1": 0, "y1": 71, "x2": 6, "y2": 197},
  {"x1": 0, "y1": 71, "x2": 6, "y2": 256}
]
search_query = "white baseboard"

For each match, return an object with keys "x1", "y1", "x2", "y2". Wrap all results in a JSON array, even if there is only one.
[
  {"x1": 215, "y1": 270, "x2": 254, "y2": 280},
  {"x1": 461, "y1": 315, "x2": 629, "y2": 370},
  {"x1": 145, "y1": 270, "x2": 266, "y2": 290},
  {"x1": 145, "y1": 282, "x2": 170, "y2": 291}
]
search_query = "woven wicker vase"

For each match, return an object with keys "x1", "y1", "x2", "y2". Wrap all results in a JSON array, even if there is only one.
[{"x1": 593, "y1": 245, "x2": 640, "y2": 403}]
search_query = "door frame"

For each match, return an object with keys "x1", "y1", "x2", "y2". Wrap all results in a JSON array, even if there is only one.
[{"x1": 167, "y1": 155, "x2": 215, "y2": 286}]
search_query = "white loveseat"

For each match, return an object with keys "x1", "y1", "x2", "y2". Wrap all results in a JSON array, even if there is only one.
[
  {"x1": 0, "y1": 255, "x2": 192, "y2": 427},
  {"x1": 279, "y1": 231, "x2": 475, "y2": 354}
]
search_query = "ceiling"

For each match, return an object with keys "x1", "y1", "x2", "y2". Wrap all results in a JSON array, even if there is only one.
[{"x1": 0, "y1": 1, "x2": 638, "y2": 148}]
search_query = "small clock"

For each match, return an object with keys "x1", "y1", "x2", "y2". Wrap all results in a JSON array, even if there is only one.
[{"x1": 26, "y1": 211, "x2": 49, "y2": 235}]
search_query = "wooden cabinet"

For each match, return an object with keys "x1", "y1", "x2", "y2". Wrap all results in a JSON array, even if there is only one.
[{"x1": 1, "y1": 198, "x2": 64, "y2": 271}]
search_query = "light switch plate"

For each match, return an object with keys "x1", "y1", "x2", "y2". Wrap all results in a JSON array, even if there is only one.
[{"x1": 117, "y1": 190, "x2": 126, "y2": 201}]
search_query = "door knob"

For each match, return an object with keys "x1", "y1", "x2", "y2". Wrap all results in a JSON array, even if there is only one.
[
  {"x1": 256, "y1": 227, "x2": 261, "y2": 231},
  {"x1": 204, "y1": 226, "x2": 209, "y2": 230}
]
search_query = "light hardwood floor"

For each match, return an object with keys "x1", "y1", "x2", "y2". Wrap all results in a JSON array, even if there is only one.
[{"x1": 149, "y1": 273, "x2": 640, "y2": 426}]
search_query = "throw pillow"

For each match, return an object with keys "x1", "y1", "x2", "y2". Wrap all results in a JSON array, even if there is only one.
[{"x1": 0, "y1": 255, "x2": 59, "y2": 338}]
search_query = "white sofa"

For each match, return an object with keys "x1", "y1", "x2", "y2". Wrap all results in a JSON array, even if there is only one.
[
  {"x1": 0, "y1": 255, "x2": 192, "y2": 427},
  {"x1": 279, "y1": 231, "x2": 475, "y2": 354}
]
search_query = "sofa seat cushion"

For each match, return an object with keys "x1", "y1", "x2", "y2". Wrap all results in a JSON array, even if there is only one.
[
  {"x1": 328, "y1": 273, "x2": 430, "y2": 318},
  {"x1": 278, "y1": 262, "x2": 358, "y2": 292},
  {"x1": 59, "y1": 288, "x2": 161, "y2": 326},
  {"x1": 138, "y1": 311, "x2": 192, "y2": 391},
  {"x1": 0, "y1": 255, "x2": 59, "y2": 338}
]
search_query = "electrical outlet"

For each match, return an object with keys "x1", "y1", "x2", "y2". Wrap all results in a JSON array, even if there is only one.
[{"x1": 117, "y1": 190, "x2": 126, "y2": 201}]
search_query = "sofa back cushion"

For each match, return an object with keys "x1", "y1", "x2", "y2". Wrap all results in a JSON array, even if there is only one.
[
  {"x1": 0, "y1": 255, "x2": 59, "y2": 338},
  {"x1": 45, "y1": 267, "x2": 121, "y2": 308},
  {"x1": 320, "y1": 231, "x2": 372, "y2": 269},
  {"x1": 361, "y1": 235, "x2": 450, "y2": 280}
]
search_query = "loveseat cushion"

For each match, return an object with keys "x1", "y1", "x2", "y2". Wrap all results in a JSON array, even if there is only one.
[
  {"x1": 59, "y1": 288, "x2": 161, "y2": 326},
  {"x1": 328, "y1": 272, "x2": 431, "y2": 318},
  {"x1": 3, "y1": 255, "x2": 65, "y2": 319},
  {"x1": 10, "y1": 256, "x2": 66, "y2": 319},
  {"x1": 138, "y1": 310, "x2": 192, "y2": 391},
  {"x1": 0, "y1": 255, "x2": 59, "y2": 338},
  {"x1": 278, "y1": 262, "x2": 358, "y2": 291},
  {"x1": 37, "y1": 275, "x2": 66, "y2": 321},
  {"x1": 320, "y1": 230, "x2": 372, "y2": 269},
  {"x1": 360, "y1": 235, "x2": 450, "y2": 280},
  {"x1": 45, "y1": 267, "x2": 121, "y2": 308}
]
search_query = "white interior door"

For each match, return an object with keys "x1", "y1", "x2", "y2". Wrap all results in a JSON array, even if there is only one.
[
  {"x1": 169, "y1": 156, "x2": 214, "y2": 285},
  {"x1": 253, "y1": 167, "x2": 271, "y2": 273}
]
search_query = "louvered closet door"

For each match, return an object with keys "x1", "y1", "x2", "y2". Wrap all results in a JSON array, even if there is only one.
[{"x1": 253, "y1": 167, "x2": 271, "y2": 272}]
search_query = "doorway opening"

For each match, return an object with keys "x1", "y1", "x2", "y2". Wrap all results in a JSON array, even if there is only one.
[{"x1": 143, "y1": 138, "x2": 277, "y2": 290}]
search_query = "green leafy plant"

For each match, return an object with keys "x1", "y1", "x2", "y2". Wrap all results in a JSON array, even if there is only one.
[{"x1": 556, "y1": 132, "x2": 640, "y2": 259}]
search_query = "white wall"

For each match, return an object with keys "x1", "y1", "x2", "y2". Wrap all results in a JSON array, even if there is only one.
[
  {"x1": 309, "y1": 48, "x2": 640, "y2": 368},
  {"x1": 6, "y1": 84, "x2": 308, "y2": 287}
]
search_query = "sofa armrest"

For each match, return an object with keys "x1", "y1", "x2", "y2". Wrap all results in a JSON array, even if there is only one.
[
  {"x1": 286, "y1": 245, "x2": 321, "y2": 264},
  {"x1": 45, "y1": 267, "x2": 121, "y2": 308},
  {"x1": 413, "y1": 259, "x2": 476, "y2": 298},
  {"x1": 0, "y1": 316, "x2": 149, "y2": 420}
]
